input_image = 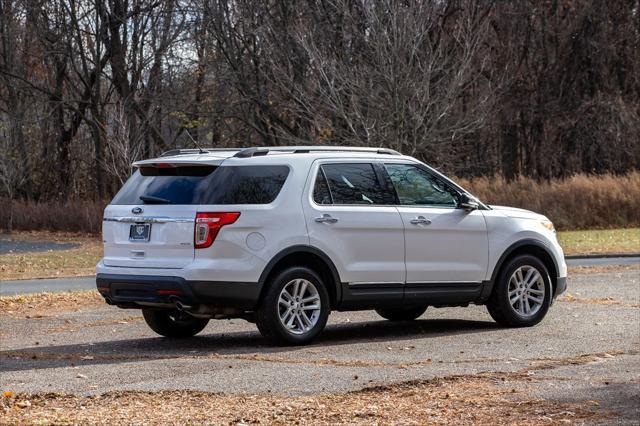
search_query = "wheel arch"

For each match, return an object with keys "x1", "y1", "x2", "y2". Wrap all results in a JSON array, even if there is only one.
[
  {"x1": 258, "y1": 245, "x2": 342, "y2": 308},
  {"x1": 479, "y1": 239, "x2": 560, "y2": 302}
]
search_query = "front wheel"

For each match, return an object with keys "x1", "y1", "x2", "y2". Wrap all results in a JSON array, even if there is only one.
[
  {"x1": 486, "y1": 254, "x2": 552, "y2": 327},
  {"x1": 256, "y1": 266, "x2": 330, "y2": 346},
  {"x1": 375, "y1": 306, "x2": 427, "y2": 321},
  {"x1": 142, "y1": 309, "x2": 209, "y2": 338}
]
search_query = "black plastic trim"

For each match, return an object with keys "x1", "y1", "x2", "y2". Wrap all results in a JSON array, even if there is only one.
[
  {"x1": 339, "y1": 282, "x2": 404, "y2": 310},
  {"x1": 96, "y1": 274, "x2": 259, "y2": 310},
  {"x1": 477, "y1": 238, "x2": 561, "y2": 303},
  {"x1": 405, "y1": 282, "x2": 483, "y2": 304},
  {"x1": 257, "y1": 245, "x2": 343, "y2": 303}
]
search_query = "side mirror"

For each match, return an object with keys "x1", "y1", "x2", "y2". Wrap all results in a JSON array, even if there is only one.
[{"x1": 458, "y1": 193, "x2": 479, "y2": 211}]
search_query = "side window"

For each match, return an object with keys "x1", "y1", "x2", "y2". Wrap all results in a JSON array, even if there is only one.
[
  {"x1": 385, "y1": 164, "x2": 458, "y2": 207},
  {"x1": 193, "y1": 165, "x2": 290, "y2": 204},
  {"x1": 320, "y1": 163, "x2": 395, "y2": 205},
  {"x1": 313, "y1": 169, "x2": 332, "y2": 205}
]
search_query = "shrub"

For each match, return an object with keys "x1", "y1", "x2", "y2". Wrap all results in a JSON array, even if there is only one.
[{"x1": 0, "y1": 199, "x2": 107, "y2": 234}]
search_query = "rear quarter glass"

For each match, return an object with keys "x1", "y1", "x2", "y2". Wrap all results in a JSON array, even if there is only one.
[{"x1": 111, "y1": 165, "x2": 290, "y2": 205}]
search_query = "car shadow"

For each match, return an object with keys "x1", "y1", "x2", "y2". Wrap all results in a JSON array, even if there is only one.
[{"x1": 0, "y1": 318, "x2": 500, "y2": 373}]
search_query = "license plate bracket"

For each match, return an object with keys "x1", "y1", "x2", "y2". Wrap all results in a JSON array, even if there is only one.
[{"x1": 129, "y1": 223, "x2": 151, "y2": 242}]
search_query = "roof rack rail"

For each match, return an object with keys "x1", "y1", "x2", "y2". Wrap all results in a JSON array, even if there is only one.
[
  {"x1": 160, "y1": 148, "x2": 240, "y2": 157},
  {"x1": 232, "y1": 146, "x2": 401, "y2": 158}
]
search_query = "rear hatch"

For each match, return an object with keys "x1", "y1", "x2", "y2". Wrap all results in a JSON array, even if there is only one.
[
  {"x1": 102, "y1": 159, "x2": 291, "y2": 269},
  {"x1": 103, "y1": 204, "x2": 200, "y2": 269},
  {"x1": 102, "y1": 161, "x2": 222, "y2": 269}
]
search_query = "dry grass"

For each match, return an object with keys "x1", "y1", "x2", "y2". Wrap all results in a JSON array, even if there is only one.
[
  {"x1": 558, "y1": 228, "x2": 640, "y2": 255},
  {"x1": 0, "y1": 199, "x2": 106, "y2": 234},
  {"x1": 459, "y1": 171, "x2": 640, "y2": 230},
  {"x1": 0, "y1": 291, "x2": 103, "y2": 317},
  {"x1": 0, "y1": 372, "x2": 609, "y2": 425},
  {"x1": 0, "y1": 231, "x2": 102, "y2": 280},
  {"x1": 1, "y1": 227, "x2": 637, "y2": 282},
  {"x1": 2, "y1": 172, "x2": 640, "y2": 233}
]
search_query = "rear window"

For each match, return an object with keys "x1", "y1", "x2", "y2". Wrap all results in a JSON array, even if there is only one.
[{"x1": 111, "y1": 165, "x2": 290, "y2": 205}]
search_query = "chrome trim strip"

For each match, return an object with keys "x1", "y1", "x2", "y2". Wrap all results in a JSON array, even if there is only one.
[
  {"x1": 103, "y1": 216, "x2": 194, "y2": 224},
  {"x1": 348, "y1": 282, "x2": 402, "y2": 286},
  {"x1": 405, "y1": 281, "x2": 482, "y2": 285}
]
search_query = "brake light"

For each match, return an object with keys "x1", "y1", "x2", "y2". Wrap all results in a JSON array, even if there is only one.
[{"x1": 194, "y1": 212, "x2": 240, "y2": 249}]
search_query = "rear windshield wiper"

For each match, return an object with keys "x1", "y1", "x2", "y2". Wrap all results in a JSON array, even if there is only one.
[{"x1": 139, "y1": 195, "x2": 172, "y2": 204}]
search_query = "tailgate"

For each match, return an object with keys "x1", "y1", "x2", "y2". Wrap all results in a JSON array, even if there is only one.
[{"x1": 102, "y1": 205, "x2": 198, "y2": 269}]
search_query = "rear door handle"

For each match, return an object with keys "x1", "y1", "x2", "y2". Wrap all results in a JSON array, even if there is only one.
[
  {"x1": 410, "y1": 216, "x2": 431, "y2": 225},
  {"x1": 315, "y1": 214, "x2": 338, "y2": 224}
]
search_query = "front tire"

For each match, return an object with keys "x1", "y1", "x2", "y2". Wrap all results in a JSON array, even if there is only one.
[
  {"x1": 486, "y1": 254, "x2": 552, "y2": 327},
  {"x1": 375, "y1": 306, "x2": 427, "y2": 321},
  {"x1": 142, "y1": 309, "x2": 209, "y2": 338},
  {"x1": 256, "y1": 266, "x2": 330, "y2": 346}
]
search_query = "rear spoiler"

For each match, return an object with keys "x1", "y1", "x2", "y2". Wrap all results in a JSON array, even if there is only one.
[{"x1": 132, "y1": 158, "x2": 224, "y2": 168}]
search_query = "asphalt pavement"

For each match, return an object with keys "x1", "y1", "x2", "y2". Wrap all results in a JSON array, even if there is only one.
[
  {"x1": 1, "y1": 269, "x2": 638, "y2": 423},
  {"x1": 0, "y1": 276, "x2": 96, "y2": 296}
]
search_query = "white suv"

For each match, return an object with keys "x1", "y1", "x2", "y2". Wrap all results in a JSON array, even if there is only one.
[{"x1": 97, "y1": 146, "x2": 567, "y2": 345}]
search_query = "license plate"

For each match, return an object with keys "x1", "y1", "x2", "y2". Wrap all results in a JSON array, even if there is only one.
[{"x1": 129, "y1": 223, "x2": 151, "y2": 242}]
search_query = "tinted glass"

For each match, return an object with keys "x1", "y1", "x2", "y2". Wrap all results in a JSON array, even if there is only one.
[
  {"x1": 111, "y1": 165, "x2": 289, "y2": 205},
  {"x1": 313, "y1": 169, "x2": 332, "y2": 205},
  {"x1": 385, "y1": 164, "x2": 457, "y2": 206},
  {"x1": 321, "y1": 163, "x2": 394, "y2": 205}
]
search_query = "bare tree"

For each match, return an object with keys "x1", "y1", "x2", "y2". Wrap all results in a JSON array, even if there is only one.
[
  {"x1": 0, "y1": 126, "x2": 25, "y2": 231},
  {"x1": 101, "y1": 101, "x2": 145, "y2": 185},
  {"x1": 0, "y1": 0, "x2": 638, "y2": 207}
]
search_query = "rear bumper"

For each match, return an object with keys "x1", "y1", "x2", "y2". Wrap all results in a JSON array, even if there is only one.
[{"x1": 96, "y1": 273, "x2": 260, "y2": 310}]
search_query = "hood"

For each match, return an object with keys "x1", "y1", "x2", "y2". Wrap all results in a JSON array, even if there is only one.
[{"x1": 489, "y1": 205, "x2": 548, "y2": 221}]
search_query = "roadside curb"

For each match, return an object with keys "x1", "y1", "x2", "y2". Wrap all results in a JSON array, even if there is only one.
[
  {"x1": 0, "y1": 275, "x2": 95, "y2": 283},
  {"x1": 565, "y1": 253, "x2": 640, "y2": 260}
]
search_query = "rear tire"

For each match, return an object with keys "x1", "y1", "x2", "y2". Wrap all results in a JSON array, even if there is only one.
[
  {"x1": 142, "y1": 309, "x2": 209, "y2": 338},
  {"x1": 375, "y1": 306, "x2": 427, "y2": 321},
  {"x1": 486, "y1": 254, "x2": 552, "y2": 327},
  {"x1": 256, "y1": 266, "x2": 330, "y2": 346}
]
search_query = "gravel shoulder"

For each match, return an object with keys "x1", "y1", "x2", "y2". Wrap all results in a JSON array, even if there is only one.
[{"x1": 1, "y1": 270, "x2": 638, "y2": 424}]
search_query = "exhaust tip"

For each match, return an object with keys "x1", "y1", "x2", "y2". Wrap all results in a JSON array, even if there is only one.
[{"x1": 174, "y1": 300, "x2": 193, "y2": 312}]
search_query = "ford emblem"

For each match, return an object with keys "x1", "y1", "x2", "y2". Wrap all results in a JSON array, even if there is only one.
[{"x1": 132, "y1": 207, "x2": 143, "y2": 215}]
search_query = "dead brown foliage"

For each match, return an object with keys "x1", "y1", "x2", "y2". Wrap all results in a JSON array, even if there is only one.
[
  {"x1": 2, "y1": 172, "x2": 640, "y2": 233},
  {"x1": 0, "y1": 291, "x2": 103, "y2": 318},
  {"x1": 459, "y1": 171, "x2": 640, "y2": 230},
  {"x1": 0, "y1": 372, "x2": 609, "y2": 425},
  {"x1": 560, "y1": 294, "x2": 639, "y2": 308},
  {"x1": 0, "y1": 199, "x2": 107, "y2": 234}
]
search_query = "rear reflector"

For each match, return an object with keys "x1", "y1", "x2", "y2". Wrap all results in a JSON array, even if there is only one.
[
  {"x1": 195, "y1": 212, "x2": 241, "y2": 249},
  {"x1": 156, "y1": 289, "x2": 183, "y2": 295}
]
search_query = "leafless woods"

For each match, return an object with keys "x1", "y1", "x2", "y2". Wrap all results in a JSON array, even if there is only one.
[{"x1": 1, "y1": 0, "x2": 638, "y2": 202}]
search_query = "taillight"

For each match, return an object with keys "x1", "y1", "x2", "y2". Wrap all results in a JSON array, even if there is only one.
[{"x1": 194, "y1": 212, "x2": 240, "y2": 249}]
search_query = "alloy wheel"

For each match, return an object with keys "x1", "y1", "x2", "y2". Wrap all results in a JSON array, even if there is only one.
[
  {"x1": 508, "y1": 265, "x2": 545, "y2": 317},
  {"x1": 278, "y1": 278, "x2": 321, "y2": 335}
]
